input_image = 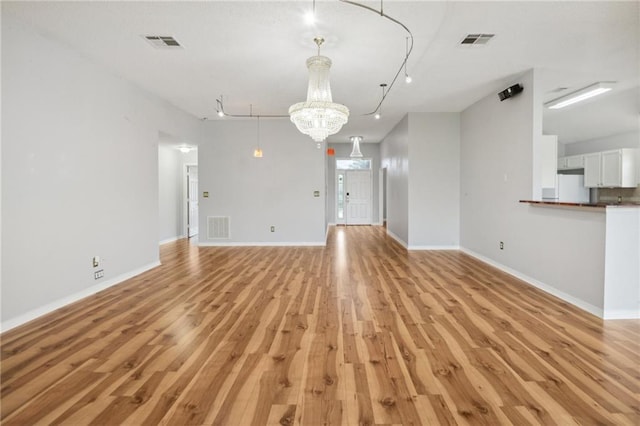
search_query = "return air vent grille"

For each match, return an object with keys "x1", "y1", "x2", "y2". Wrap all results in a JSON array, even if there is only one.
[
  {"x1": 143, "y1": 35, "x2": 182, "y2": 49},
  {"x1": 207, "y1": 216, "x2": 230, "y2": 240},
  {"x1": 460, "y1": 34, "x2": 494, "y2": 45}
]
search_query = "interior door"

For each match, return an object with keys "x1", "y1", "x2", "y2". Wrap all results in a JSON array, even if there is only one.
[
  {"x1": 187, "y1": 165, "x2": 198, "y2": 237},
  {"x1": 345, "y1": 170, "x2": 372, "y2": 225}
]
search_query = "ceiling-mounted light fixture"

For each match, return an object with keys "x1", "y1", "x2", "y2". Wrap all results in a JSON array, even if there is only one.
[
  {"x1": 304, "y1": 0, "x2": 316, "y2": 25},
  {"x1": 374, "y1": 84, "x2": 387, "y2": 120},
  {"x1": 177, "y1": 145, "x2": 193, "y2": 153},
  {"x1": 253, "y1": 108, "x2": 263, "y2": 158},
  {"x1": 545, "y1": 82, "x2": 614, "y2": 109},
  {"x1": 216, "y1": 97, "x2": 225, "y2": 117},
  {"x1": 349, "y1": 136, "x2": 363, "y2": 158},
  {"x1": 337, "y1": 0, "x2": 413, "y2": 117},
  {"x1": 289, "y1": 37, "x2": 349, "y2": 142},
  {"x1": 404, "y1": 37, "x2": 412, "y2": 84}
]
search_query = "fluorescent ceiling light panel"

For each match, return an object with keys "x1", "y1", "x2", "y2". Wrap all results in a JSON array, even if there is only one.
[{"x1": 545, "y1": 82, "x2": 614, "y2": 109}]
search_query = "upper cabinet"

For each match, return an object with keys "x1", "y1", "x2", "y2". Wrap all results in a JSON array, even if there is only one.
[
  {"x1": 557, "y1": 155, "x2": 584, "y2": 170},
  {"x1": 583, "y1": 148, "x2": 638, "y2": 188}
]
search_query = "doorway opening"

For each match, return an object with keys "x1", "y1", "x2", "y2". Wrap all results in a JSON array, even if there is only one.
[
  {"x1": 336, "y1": 158, "x2": 372, "y2": 225},
  {"x1": 185, "y1": 165, "x2": 198, "y2": 238}
]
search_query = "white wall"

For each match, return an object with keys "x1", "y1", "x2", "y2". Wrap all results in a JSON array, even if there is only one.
[
  {"x1": 158, "y1": 145, "x2": 182, "y2": 242},
  {"x1": 1, "y1": 17, "x2": 200, "y2": 328},
  {"x1": 326, "y1": 143, "x2": 381, "y2": 224},
  {"x1": 563, "y1": 131, "x2": 640, "y2": 156},
  {"x1": 408, "y1": 113, "x2": 460, "y2": 248},
  {"x1": 198, "y1": 119, "x2": 326, "y2": 245},
  {"x1": 460, "y1": 69, "x2": 607, "y2": 314},
  {"x1": 381, "y1": 116, "x2": 409, "y2": 246}
]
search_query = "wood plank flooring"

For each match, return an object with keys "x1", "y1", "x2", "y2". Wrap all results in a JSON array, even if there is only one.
[{"x1": 2, "y1": 225, "x2": 639, "y2": 425}]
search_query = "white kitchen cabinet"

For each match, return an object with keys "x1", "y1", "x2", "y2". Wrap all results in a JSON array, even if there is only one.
[
  {"x1": 584, "y1": 153, "x2": 601, "y2": 187},
  {"x1": 566, "y1": 155, "x2": 584, "y2": 169},
  {"x1": 584, "y1": 149, "x2": 638, "y2": 188},
  {"x1": 557, "y1": 156, "x2": 567, "y2": 170},
  {"x1": 557, "y1": 155, "x2": 584, "y2": 170}
]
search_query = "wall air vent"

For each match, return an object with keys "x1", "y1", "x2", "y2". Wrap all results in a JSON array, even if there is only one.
[
  {"x1": 143, "y1": 35, "x2": 182, "y2": 49},
  {"x1": 460, "y1": 34, "x2": 495, "y2": 45},
  {"x1": 208, "y1": 216, "x2": 230, "y2": 240}
]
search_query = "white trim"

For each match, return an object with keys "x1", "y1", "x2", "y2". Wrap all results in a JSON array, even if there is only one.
[
  {"x1": 409, "y1": 245, "x2": 461, "y2": 250},
  {"x1": 0, "y1": 261, "x2": 161, "y2": 333},
  {"x1": 460, "y1": 247, "x2": 603, "y2": 318},
  {"x1": 386, "y1": 229, "x2": 408, "y2": 248},
  {"x1": 184, "y1": 163, "x2": 198, "y2": 238},
  {"x1": 379, "y1": 168, "x2": 384, "y2": 226},
  {"x1": 603, "y1": 309, "x2": 640, "y2": 320},
  {"x1": 198, "y1": 241, "x2": 326, "y2": 247},
  {"x1": 159, "y1": 235, "x2": 185, "y2": 245}
]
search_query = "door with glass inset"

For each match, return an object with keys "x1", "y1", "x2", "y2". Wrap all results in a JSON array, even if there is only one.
[{"x1": 336, "y1": 160, "x2": 372, "y2": 225}]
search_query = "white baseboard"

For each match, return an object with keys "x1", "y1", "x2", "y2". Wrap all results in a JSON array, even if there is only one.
[
  {"x1": 460, "y1": 247, "x2": 604, "y2": 319},
  {"x1": 603, "y1": 309, "x2": 640, "y2": 320},
  {"x1": 386, "y1": 230, "x2": 408, "y2": 248},
  {"x1": 409, "y1": 245, "x2": 460, "y2": 250},
  {"x1": 198, "y1": 241, "x2": 326, "y2": 247},
  {"x1": 1, "y1": 261, "x2": 161, "y2": 333},
  {"x1": 159, "y1": 235, "x2": 185, "y2": 245}
]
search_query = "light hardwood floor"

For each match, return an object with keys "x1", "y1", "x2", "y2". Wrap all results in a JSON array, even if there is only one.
[{"x1": 1, "y1": 226, "x2": 639, "y2": 425}]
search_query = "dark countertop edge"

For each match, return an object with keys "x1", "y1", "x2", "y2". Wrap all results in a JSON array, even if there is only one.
[{"x1": 519, "y1": 200, "x2": 640, "y2": 209}]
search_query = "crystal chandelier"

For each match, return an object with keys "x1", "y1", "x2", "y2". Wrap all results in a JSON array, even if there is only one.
[
  {"x1": 289, "y1": 37, "x2": 349, "y2": 142},
  {"x1": 349, "y1": 136, "x2": 363, "y2": 158}
]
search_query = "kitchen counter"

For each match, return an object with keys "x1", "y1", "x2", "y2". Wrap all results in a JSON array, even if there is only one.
[{"x1": 520, "y1": 200, "x2": 640, "y2": 209}]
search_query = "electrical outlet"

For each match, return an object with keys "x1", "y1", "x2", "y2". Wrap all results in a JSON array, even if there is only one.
[
  {"x1": 499, "y1": 241, "x2": 504, "y2": 250},
  {"x1": 94, "y1": 269, "x2": 104, "y2": 280},
  {"x1": 270, "y1": 226, "x2": 275, "y2": 232}
]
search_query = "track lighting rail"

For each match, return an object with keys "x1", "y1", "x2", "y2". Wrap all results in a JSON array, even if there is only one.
[{"x1": 338, "y1": 0, "x2": 414, "y2": 116}]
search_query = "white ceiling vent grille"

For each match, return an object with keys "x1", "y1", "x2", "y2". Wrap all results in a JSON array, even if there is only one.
[
  {"x1": 143, "y1": 35, "x2": 182, "y2": 49},
  {"x1": 208, "y1": 216, "x2": 230, "y2": 240},
  {"x1": 460, "y1": 34, "x2": 495, "y2": 45}
]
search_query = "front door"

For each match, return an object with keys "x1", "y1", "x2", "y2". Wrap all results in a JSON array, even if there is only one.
[{"x1": 344, "y1": 170, "x2": 372, "y2": 225}]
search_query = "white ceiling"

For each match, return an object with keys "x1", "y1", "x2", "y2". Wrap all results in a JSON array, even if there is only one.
[{"x1": 4, "y1": 1, "x2": 638, "y2": 144}]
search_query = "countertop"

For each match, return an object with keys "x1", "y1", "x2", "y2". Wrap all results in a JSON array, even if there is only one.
[{"x1": 519, "y1": 200, "x2": 640, "y2": 208}]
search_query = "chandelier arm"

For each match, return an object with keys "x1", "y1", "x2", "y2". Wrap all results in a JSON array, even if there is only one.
[{"x1": 337, "y1": 0, "x2": 414, "y2": 116}]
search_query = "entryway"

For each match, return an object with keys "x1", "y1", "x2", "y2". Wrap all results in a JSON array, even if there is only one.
[
  {"x1": 336, "y1": 158, "x2": 372, "y2": 225},
  {"x1": 186, "y1": 165, "x2": 198, "y2": 237}
]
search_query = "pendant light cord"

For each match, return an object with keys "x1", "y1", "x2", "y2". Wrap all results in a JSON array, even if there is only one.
[{"x1": 338, "y1": 0, "x2": 413, "y2": 116}]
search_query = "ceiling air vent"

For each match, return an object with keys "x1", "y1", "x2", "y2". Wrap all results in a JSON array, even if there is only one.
[
  {"x1": 143, "y1": 35, "x2": 182, "y2": 49},
  {"x1": 460, "y1": 34, "x2": 494, "y2": 45}
]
